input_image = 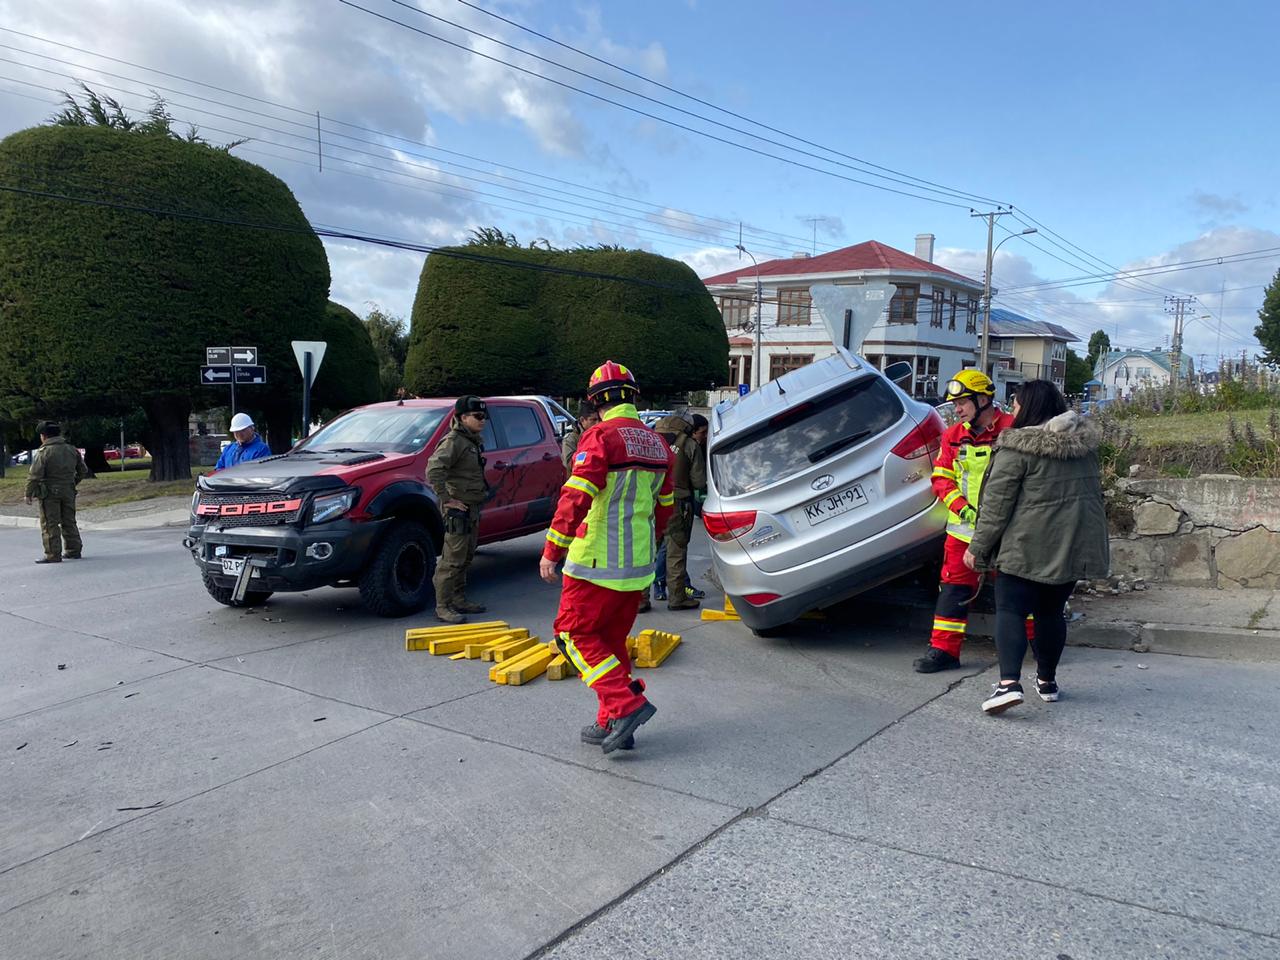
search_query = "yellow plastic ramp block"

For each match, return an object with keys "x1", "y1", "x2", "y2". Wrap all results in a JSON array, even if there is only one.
[
  {"x1": 463, "y1": 633, "x2": 525, "y2": 659},
  {"x1": 493, "y1": 643, "x2": 554, "y2": 685},
  {"x1": 546, "y1": 653, "x2": 574, "y2": 680},
  {"x1": 423, "y1": 628, "x2": 528, "y2": 655},
  {"x1": 699, "y1": 609, "x2": 737, "y2": 622},
  {"x1": 405, "y1": 620, "x2": 509, "y2": 641},
  {"x1": 484, "y1": 636, "x2": 540, "y2": 663},
  {"x1": 723, "y1": 597, "x2": 737, "y2": 615},
  {"x1": 488, "y1": 640, "x2": 546, "y2": 682},
  {"x1": 633, "y1": 629, "x2": 681, "y2": 668},
  {"x1": 448, "y1": 652, "x2": 468, "y2": 661},
  {"x1": 625, "y1": 635, "x2": 639, "y2": 658}
]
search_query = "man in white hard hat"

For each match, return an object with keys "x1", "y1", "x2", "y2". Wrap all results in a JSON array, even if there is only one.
[{"x1": 214, "y1": 412, "x2": 272, "y2": 470}]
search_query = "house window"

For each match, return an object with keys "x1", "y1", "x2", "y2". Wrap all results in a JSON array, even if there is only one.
[
  {"x1": 777, "y1": 289, "x2": 812, "y2": 326},
  {"x1": 929, "y1": 289, "x2": 944, "y2": 328},
  {"x1": 1138, "y1": 366, "x2": 1153, "y2": 379},
  {"x1": 740, "y1": 355, "x2": 752, "y2": 388},
  {"x1": 720, "y1": 296, "x2": 754, "y2": 329},
  {"x1": 889, "y1": 283, "x2": 919, "y2": 323},
  {"x1": 914, "y1": 356, "x2": 940, "y2": 398},
  {"x1": 965, "y1": 298, "x2": 978, "y2": 334},
  {"x1": 948, "y1": 291, "x2": 958, "y2": 331},
  {"x1": 769, "y1": 353, "x2": 813, "y2": 380},
  {"x1": 729, "y1": 356, "x2": 754, "y2": 388}
]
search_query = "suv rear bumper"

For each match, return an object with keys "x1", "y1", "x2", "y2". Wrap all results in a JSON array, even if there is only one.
[
  {"x1": 718, "y1": 505, "x2": 946, "y2": 630},
  {"x1": 186, "y1": 518, "x2": 387, "y2": 593}
]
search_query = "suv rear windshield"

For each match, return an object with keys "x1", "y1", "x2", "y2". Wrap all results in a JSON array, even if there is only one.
[
  {"x1": 711, "y1": 376, "x2": 904, "y2": 497},
  {"x1": 298, "y1": 407, "x2": 448, "y2": 454}
]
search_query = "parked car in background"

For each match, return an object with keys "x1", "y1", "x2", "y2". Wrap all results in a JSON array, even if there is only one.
[
  {"x1": 185, "y1": 396, "x2": 565, "y2": 617},
  {"x1": 637, "y1": 409, "x2": 674, "y2": 427},
  {"x1": 508, "y1": 395, "x2": 576, "y2": 437},
  {"x1": 104, "y1": 445, "x2": 145, "y2": 461},
  {"x1": 702, "y1": 349, "x2": 948, "y2": 634}
]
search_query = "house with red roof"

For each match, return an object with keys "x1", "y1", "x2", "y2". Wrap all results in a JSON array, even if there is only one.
[{"x1": 702, "y1": 234, "x2": 988, "y2": 404}]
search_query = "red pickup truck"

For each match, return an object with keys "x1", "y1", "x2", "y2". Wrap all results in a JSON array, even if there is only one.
[{"x1": 184, "y1": 397, "x2": 566, "y2": 616}]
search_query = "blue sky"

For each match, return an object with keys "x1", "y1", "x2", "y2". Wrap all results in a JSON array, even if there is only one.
[{"x1": 0, "y1": 0, "x2": 1275, "y2": 362}]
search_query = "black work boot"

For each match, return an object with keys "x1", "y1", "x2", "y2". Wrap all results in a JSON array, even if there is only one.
[
  {"x1": 453, "y1": 599, "x2": 487, "y2": 614},
  {"x1": 913, "y1": 647, "x2": 961, "y2": 673},
  {"x1": 581, "y1": 721, "x2": 633, "y2": 750},
  {"x1": 602, "y1": 702, "x2": 656, "y2": 754},
  {"x1": 435, "y1": 606, "x2": 467, "y2": 625}
]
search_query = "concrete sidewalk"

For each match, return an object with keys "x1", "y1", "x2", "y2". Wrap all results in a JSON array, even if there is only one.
[{"x1": 0, "y1": 494, "x2": 191, "y2": 532}]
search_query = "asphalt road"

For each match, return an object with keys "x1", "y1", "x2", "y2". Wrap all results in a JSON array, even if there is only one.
[{"x1": 1, "y1": 525, "x2": 1277, "y2": 959}]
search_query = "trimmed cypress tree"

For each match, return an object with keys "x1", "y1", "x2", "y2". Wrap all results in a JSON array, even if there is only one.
[
  {"x1": 403, "y1": 245, "x2": 729, "y2": 399},
  {"x1": 0, "y1": 123, "x2": 329, "y2": 479}
]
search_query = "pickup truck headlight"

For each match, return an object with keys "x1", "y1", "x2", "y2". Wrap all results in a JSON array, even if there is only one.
[{"x1": 310, "y1": 489, "x2": 357, "y2": 524}]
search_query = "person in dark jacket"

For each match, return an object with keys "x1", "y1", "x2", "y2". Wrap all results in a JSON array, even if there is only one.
[
  {"x1": 427, "y1": 396, "x2": 490, "y2": 624},
  {"x1": 965, "y1": 380, "x2": 1109, "y2": 715},
  {"x1": 560, "y1": 408, "x2": 600, "y2": 470},
  {"x1": 24, "y1": 421, "x2": 90, "y2": 563}
]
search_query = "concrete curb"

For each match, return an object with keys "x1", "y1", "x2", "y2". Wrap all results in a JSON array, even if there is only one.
[{"x1": 0, "y1": 510, "x2": 190, "y2": 532}]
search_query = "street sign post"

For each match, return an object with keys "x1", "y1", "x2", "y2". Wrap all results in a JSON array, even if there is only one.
[
  {"x1": 233, "y1": 365, "x2": 267, "y2": 385},
  {"x1": 200, "y1": 365, "x2": 232, "y2": 384},
  {"x1": 291, "y1": 341, "x2": 327, "y2": 438},
  {"x1": 738, "y1": 383, "x2": 749, "y2": 397},
  {"x1": 202, "y1": 346, "x2": 262, "y2": 420}
]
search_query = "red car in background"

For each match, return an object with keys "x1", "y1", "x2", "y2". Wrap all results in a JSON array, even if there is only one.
[{"x1": 184, "y1": 397, "x2": 566, "y2": 616}]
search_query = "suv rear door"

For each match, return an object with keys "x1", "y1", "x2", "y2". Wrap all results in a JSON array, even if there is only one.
[
  {"x1": 480, "y1": 401, "x2": 563, "y2": 539},
  {"x1": 710, "y1": 373, "x2": 930, "y2": 572}
]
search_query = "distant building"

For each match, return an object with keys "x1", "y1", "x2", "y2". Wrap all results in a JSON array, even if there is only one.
[
  {"x1": 987, "y1": 309, "x2": 1079, "y2": 398},
  {"x1": 1095, "y1": 348, "x2": 1195, "y2": 399},
  {"x1": 701, "y1": 236, "x2": 985, "y2": 404}
]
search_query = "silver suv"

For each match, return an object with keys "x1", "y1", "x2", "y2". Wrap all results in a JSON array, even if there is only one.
[{"x1": 703, "y1": 349, "x2": 948, "y2": 634}]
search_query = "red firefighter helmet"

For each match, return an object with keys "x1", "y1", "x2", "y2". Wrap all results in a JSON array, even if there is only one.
[{"x1": 586, "y1": 360, "x2": 638, "y2": 406}]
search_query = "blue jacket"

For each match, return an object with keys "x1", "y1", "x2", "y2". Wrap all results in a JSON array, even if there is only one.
[{"x1": 215, "y1": 435, "x2": 273, "y2": 471}]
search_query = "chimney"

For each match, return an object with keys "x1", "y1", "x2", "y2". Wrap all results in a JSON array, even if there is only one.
[{"x1": 914, "y1": 233, "x2": 935, "y2": 262}]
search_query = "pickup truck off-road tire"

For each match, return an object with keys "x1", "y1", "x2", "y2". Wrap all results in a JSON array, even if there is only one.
[
  {"x1": 201, "y1": 567, "x2": 273, "y2": 608},
  {"x1": 358, "y1": 520, "x2": 437, "y2": 617}
]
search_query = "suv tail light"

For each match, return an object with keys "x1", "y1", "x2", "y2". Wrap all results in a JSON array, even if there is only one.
[
  {"x1": 891, "y1": 409, "x2": 944, "y2": 460},
  {"x1": 703, "y1": 510, "x2": 757, "y2": 542},
  {"x1": 742, "y1": 592, "x2": 781, "y2": 605}
]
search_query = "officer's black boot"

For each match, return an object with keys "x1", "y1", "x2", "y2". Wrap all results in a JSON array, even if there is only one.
[{"x1": 602, "y1": 702, "x2": 656, "y2": 754}]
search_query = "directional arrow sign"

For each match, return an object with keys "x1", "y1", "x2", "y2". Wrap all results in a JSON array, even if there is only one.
[
  {"x1": 206, "y1": 347, "x2": 230, "y2": 365},
  {"x1": 231, "y1": 346, "x2": 258, "y2": 365},
  {"x1": 200, "y1": 365, "x2": 232, "y2": 384},
  {"x1": 291, "y1": 340, "x2": 327, "y2": 388},
  {"x1": 234, "y1": 364, "x2": 267, "y2": 385}
]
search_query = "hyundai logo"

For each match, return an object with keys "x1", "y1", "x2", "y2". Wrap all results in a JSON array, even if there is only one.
[{"x1": 811, "y1": 474, "x2": 835, "y2": 491}]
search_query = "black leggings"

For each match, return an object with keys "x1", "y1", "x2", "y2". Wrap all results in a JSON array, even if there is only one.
[{"x1": 995, "y1": 573, "x2": 1076, "y2": 683}]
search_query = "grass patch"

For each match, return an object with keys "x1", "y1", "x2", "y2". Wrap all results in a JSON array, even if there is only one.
[
  {"x1": 0, "y1": 466, "x2": 200, "y2": 508},
  {"x1": 1128, "y1": 408, "x2": 1273, "y2": 444}
]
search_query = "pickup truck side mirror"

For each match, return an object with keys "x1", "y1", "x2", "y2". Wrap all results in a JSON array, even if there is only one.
[{"x1": 883, "y1": 361, "x2": 913, "y2": 387}]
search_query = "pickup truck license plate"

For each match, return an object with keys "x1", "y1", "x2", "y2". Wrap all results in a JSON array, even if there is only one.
[
  {"x1": 804, "y1": 483, "x2": 869, "y2": 526},
  {"x1": 221, "y1": 558, "x2": 245, "y2": 576}
]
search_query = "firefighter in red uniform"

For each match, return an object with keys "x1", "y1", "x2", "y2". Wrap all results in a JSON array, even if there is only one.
[
  {"x1": 914, "y1": 370, "x2": 1032, "y2": 672},
  {"x1": 539, "y1": 361, "x2": 675, "y2": 754}
]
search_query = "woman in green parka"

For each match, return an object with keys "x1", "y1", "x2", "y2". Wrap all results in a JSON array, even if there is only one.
[{"x1": 964, "y1": 380, "x2": 1110, "y2": 715}]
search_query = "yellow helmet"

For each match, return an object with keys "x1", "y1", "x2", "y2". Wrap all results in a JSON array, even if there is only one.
[{"x1": 944, "y1": 369, "x2": 995, "y2": 401}]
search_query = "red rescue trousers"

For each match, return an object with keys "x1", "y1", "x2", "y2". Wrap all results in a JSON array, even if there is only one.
[
  {"x1": 554, "y1": 574, "x2": 649, "y2": 726},
  {"x1": 930, "y1": 535, "x2": 1034, "y2": 657}
]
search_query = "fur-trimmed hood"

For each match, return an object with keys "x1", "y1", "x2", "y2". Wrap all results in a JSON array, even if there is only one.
[{"x1": 995, "y1": 410, "x2": 1101, "y2": 459}]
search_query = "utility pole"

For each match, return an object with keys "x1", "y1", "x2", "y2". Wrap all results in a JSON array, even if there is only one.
[
  {"x1": 970, "y1": 207, "x2": 1033, "y2": 376},
  {"x1": 1164, "y1": 295, "x2": 1195, "y2": 389}
]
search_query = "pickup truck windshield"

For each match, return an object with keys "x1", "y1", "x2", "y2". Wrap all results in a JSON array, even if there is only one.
[
  {"x1": 298, "y1": 408, "x2": 447, "y2": 454},
  {"x1": 711, "y1": 376, "x2": 903, "y2": 497}
]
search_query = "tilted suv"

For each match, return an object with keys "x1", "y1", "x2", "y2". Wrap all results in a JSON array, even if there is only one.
[
  {"x1": 702, "y1": 349, "x2": 947, "y2": 634},
  {"x1": 185, "y1": 397, "x2": 565, "y2": 617}
]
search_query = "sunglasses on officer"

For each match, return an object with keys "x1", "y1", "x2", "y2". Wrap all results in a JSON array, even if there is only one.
[{"x1": 463, "y1": 411, "x2": 487, "y2": 421}]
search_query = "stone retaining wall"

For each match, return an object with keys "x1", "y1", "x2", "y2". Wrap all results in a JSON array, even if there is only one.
[{"x1": 1108, "y1": 475, "x2": 1280, "y2": 588}]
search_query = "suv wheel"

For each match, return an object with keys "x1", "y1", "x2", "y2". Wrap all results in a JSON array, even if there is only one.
[
  {"x1": 359, "y1": 520, "x2": 437, "y2": 617},
  {"x1": 201, "y1": 567, "x2": 273, "y2": 608}
]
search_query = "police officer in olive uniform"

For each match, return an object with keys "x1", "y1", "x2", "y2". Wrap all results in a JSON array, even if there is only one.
[
  {"x1": 651, "y1": 413, "x2": 706, "y2": 611},
  {"x1": 560, "y1": 408, "x2": 601, "y2": 470},
  {"x1": 24, "y1": 421, "x2": 90, "y2": 564},
  {"x1": 427, "y1": 396, "x2": 491, "y2": 624}
]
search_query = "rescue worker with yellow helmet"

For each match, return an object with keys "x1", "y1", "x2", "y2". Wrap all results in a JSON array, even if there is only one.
[
  {"x1": 914, "y1": 369, "x2": 1033, "y2": 672},
  {"x1": 539, "y1": 361, "x2": 675, "y2": 753}
]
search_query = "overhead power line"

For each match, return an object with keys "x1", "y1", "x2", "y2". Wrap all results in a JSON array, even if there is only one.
[
  {"x1": 333, "y1": 0, "x2": 981, "y2": 210},
  {"x1": 0, "y1": 28, "x2": 817, "y2": 252}
]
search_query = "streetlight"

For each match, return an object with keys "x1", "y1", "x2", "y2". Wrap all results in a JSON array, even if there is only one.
[
  {"x1": 979, "y1": 226, "x2": 1037, "y2": 375},
  {"x1": 735, "y1": 243, "x2": 763, "y2": 391}
]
